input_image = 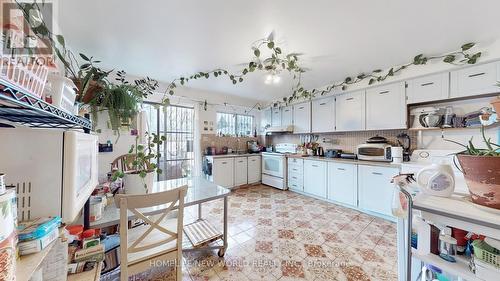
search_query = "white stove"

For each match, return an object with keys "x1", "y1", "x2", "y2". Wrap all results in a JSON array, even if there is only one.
[
  {"x1": 400, "y1": 149, "x2": 468, "y2": 194},
  {"x1": 261, "y1": 143, "x2": 297, "y2": 190}
]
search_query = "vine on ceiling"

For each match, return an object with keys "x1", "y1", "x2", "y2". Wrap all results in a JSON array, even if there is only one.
[{"x1": 163, "y1": 41, "x2": 482, "y2": 108}]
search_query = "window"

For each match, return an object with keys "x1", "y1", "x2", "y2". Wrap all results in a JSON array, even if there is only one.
[
  {"x1": 144, "y1": 103, "x2": 194, "y2": 181},
  {"x1": 216, "y1": 112, "x2": 254, "y2": 136}
]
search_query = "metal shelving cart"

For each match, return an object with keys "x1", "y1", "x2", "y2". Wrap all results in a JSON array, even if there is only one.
[{"x1": 0, "y1": 79, "x2": 91, "y2": 130}]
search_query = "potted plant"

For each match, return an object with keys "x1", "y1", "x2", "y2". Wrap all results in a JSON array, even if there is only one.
[
  {"x1": 114, "y1": 132, "x2": 166, "y2": 194},
  {"x1": 447, "y1": 126, "x2": 500, "y2": 210},
  {"x1": 491, "y1": 96, "x2": 500, "y2": 115}
]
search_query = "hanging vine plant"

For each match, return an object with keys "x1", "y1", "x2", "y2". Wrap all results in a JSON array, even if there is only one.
[{"x1": 161, "y1": 40, "x2": 482, "y2": 107}]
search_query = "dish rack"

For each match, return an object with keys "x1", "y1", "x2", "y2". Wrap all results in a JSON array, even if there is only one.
[
  {"x1": 0, "y1": 55, "x2": 48, "y2": 98},
  {"x1": 472, "y1": 239, "x2": 499, "y2": 268}
]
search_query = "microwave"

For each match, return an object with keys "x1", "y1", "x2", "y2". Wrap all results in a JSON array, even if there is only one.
[
  {"x1": 0, "y1": 128, "x2": 98, "y2": 223},
  {"x1": 357, "y1": 143, "x2": 392, "y2": 162}
]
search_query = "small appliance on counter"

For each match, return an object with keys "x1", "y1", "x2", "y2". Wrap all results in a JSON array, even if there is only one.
[
  {"x1": 317, "y1": 147, "x2": 325, "y2": 157},
  {"x1": 340, "y1": 153, "x2": 357, "y2": 160},
  {"x1": 325, "y1": 149, "x2": 342, "y2": 158},
  {"x1": 396, "y1": 133, "x2": 411, "y2": 162},
  {"x1": 357, "y1": 135, "x2": 392, "y2": 162},
  {"x1": 247, "y1": 140, "x2": 261, "y2": 153}
]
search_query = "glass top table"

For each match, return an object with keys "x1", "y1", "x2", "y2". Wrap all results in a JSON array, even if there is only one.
[{"x1": 90, "y1": 176, "x2": 231, "y2": 229}]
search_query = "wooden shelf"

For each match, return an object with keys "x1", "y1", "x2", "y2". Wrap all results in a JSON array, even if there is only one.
[
  {"x1": 16, "y1": 239, "x2": 57, "y2": 281},
  {"x1": 67, "y1": 262, "x2": 102, "y2": 281},
  {"x1": 411, "y1": 249, "x2": 483, "y2": 281},
  {"x1": 408, "y1": 122, "x2": 499, "y2": 131}
]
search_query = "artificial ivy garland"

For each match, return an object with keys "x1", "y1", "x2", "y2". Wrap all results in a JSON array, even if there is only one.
[{"x1": 163, "y1": 41, "x2": 481, "y2": 107}]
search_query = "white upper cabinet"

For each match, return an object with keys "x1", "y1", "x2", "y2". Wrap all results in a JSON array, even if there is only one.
[
  {"x1": 406, "y1": 73, "x2": 450, "y2": 104},
  {"x1": 366, "y1": 82, "x2": 407, "y2": 130},
  {"x1": 450, "y1": 61, "x2": 500, "y2": 98},
  {"x1": 293, "y1": 101, "x2": 311, "y2": 134},
  {"x1": 311, "y1": 97, "x2": 335, "y2": 133},
  {"x1": 261, "y1": 108, "x2": 272, "y2": 132},
  {"x1": 335, "y1": 90, "x2": 365, "y2": 131},
  {"x1": 271, "y1": 107, "x2": 282, "y2": 127},
  {"x1": 281, "y1": 106, "x2": 293, "y2": 127}
]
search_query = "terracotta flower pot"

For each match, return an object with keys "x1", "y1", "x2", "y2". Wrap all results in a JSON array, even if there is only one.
[
  {"x1": 491, "y1": 96, "x2": 500, "y2": 114},
  {"x1": 72, "y1": 78, "x2": 103, "y2": 104},
  {"x1": 457, "y1": 154, "x2": 500, "y2": 210}
]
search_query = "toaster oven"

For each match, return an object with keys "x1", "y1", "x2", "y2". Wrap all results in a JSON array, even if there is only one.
[{"x1": 356, "y1": 143, "x2": 392, "y2": 162}]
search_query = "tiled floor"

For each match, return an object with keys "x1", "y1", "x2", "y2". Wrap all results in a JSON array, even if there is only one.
[{"x1": 179, "y1": 184, "x2": 399, "y2": 281}]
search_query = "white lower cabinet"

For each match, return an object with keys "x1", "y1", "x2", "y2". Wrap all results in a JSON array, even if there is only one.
[
  {"x1": 213, "y1": 158, "x2": 234, "y2": 188},
  {"x1": 358, "y1": 165, "x2": 399, "y2": 218},
  {"x1": 247, "y1": 155, "x2": 261, "y2": 184},
  {"x1": 288, "y1": 158, "x2": 304, "y2": 191},
  {"x1": 303, "y1": 160, "x2": 327, "y2": 198},
  {"x1": 234, "y1": 157, "x2": 248, "y2": 186},
  {"x1": 327, "y1": 162, "x2": 357, "y2": 207}
]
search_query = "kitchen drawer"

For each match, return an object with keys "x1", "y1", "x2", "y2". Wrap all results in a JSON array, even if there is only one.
[
  {"x1": 288, "y1": 164, "x2": 303, "y2": 174},
  {"x1": 288, "y1": 158, "x2": 303, "y2": 167},
  {"x1": 288, "y1": 171, "x2": 303, "y2": 182},
  {"x1": 288, "y1": 179, "x2": 303, "y2": 192},
  {"x1": 450, "y1": 61, "x2": 500, "y2": 98}
]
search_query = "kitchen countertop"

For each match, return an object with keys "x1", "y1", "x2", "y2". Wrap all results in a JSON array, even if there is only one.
[
  {"x1": 286, "y1": 154, "x2": 401, "y2": 168},
  {"x1": 204, "y1": 153, "x2": 261, "y2": 158}
]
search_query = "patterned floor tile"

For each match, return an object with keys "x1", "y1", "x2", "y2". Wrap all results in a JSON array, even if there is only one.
[{"x1": 180, "y1": 184, "x2": 397, "y2": 281}]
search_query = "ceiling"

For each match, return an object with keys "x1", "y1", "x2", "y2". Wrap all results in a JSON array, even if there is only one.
[{"x1": 58, "y1": 0, "x2": 500, "y2": 103}]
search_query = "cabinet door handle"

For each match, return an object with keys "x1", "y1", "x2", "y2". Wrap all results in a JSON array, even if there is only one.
[
  {"x1": 337, "y1": 168, "x2": 346, "y2": 171},
  {"x1": 372, "y1": 172, "x2": 383, "y2": 175},
  {"x1": 312, "y1": 164, "x2": 319, "y2": 167},
  {"x1": 222, "y1": 162, "x2": 227, "y2": 164},
  {"x1": 468, "y1": 72, "x2": 485, "y2": 78},
  {"x1": 345, "y1": 97, "x2": 354, "y2": 101},
  {"x1": 238, "y1": 160, "x2": 243, "y2": 163},
  {"x1": 298, "y1": 106, "x2": 304, "y2": 109},
  {"x1": 292, "y1": 176, "x2": 297, "y2": 179},
  {"x1": 420, "y1": 82, "x2": 434, "y2": 86},
  {"x1": 379, "y1": 91, "x2": 389, "y2": 95},
  {"x1": 319, "y1": 102, "x2": 327, "y2": 105}
]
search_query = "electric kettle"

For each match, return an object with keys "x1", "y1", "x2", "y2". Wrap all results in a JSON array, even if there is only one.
[{"x1": 417, "y1": 164, "x2": 455, "y2": 197}]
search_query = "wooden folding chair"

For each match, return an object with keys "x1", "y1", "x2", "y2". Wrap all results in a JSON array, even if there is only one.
[{"x1": 115, "y1": 185, "x2": 187, "y2": 280}]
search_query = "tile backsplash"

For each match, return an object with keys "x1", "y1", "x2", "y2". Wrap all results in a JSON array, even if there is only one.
[
  {"x1": 201, "y1": 134, "x2": 260, "y2": 153},
  {"x1": 265, "y1": 129, "x2": 417, "y2": 153}
]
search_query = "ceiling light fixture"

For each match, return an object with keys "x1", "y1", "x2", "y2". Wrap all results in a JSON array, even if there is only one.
[{"x1": 265, "y1": 73, "x2": 281, "y2": 85}]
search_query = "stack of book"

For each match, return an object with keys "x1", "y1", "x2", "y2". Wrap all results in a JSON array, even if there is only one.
[{"x1": 17, "y1": 217, "x2": 61, "y2": 255}]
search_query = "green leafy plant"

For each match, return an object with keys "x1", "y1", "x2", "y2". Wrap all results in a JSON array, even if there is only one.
[
  {"x1": 113, "y1": 132, "x2": 166, "y2": 191},
  {"x1": 446, "y1": 126, "x2": 500, "y2": 156}
]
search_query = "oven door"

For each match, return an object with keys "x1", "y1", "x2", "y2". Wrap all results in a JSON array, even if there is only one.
[{"x1": 262, "y1": 154, "x2": 284, "y2": 178}]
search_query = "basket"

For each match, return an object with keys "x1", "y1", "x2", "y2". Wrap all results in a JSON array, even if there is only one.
[
  {"x1": 472, "y1": 239, "x2": 499, "y2": 268},
  {"x1": 44, "y1": 73, "x2": 77, "y2": 114},
  {"x1": 0, "y1": 55, "x2": 48, "y2": 98}
]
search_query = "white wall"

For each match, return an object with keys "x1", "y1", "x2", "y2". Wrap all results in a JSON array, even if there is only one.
[{"x1": 95, "y1": 87, "x2": 262, "y2": 179}]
